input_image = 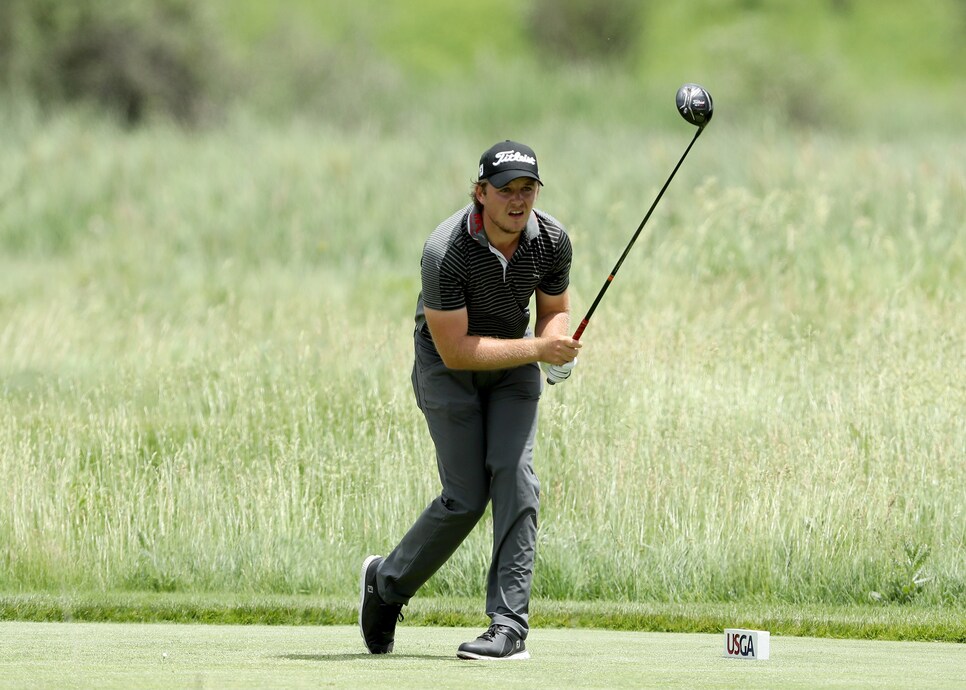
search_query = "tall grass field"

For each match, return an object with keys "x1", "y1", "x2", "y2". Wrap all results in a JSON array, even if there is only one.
[{"x1": 0, "y1": 98, "x2": 963, "y2": 614}]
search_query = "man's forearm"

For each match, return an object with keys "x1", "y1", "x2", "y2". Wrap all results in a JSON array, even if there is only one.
[
  {"x1": 443, "y1": 335, "x2": 546, "y2": 371},
  {"x1": 535, "y1": 309, "x2": 570, "y2": 339},
  {"x1": 441, "y1": 310, "x2": 572, "y2": 371}
]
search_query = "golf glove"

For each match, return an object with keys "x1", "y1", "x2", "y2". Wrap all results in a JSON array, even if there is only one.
[{"x1": 545, "y1": 358, "x2": 577, "y2": 385}]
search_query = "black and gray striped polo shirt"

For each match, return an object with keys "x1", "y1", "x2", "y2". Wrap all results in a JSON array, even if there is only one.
[{"x1": 414, "y1": 204, "x2": 572, "y2": 342}]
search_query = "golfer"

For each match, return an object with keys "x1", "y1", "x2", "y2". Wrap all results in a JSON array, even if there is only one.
[{"x1": 360, "y1": 140, "x2": 581, "y2": 660}]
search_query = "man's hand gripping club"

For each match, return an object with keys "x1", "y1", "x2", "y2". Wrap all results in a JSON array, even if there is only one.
[{"x1": 541, "y1": 333, "x2": 580, "y2": 385}]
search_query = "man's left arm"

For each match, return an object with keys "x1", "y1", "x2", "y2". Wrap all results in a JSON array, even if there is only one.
[
  {"x1": 536, "y1": 288, "x2": 580, "y2": 383},
  {"x1": 535, "y1": 288, "x2": 571, "y2": 338}
]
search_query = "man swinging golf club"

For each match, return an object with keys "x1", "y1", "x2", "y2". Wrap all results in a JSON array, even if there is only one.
[{"x1": 359, "y1": 140, "x2": 581, "y2": 660}]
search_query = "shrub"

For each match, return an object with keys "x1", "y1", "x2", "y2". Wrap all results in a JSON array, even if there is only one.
[
  {"x1": 702, "y1": 17, "x2": 848, "y2": 129},
  {"x1": 0, "y1": 0, "x2": 223, "y2": 125},
  {"x1": 526, "y1": 0, "x2": 645, "y2": 64}
]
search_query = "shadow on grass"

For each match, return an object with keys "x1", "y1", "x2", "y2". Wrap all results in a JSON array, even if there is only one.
[{"x1": 280, "y1": 653, "x2": 450, "y2": 662}]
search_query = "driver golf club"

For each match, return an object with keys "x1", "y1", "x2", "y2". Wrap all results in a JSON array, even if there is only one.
[{"x1": 547, "y1": 83, "x2": 713, "y2": 384}]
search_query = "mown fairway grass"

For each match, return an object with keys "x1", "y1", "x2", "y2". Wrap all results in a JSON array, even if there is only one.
[
  {"x1": 2, "y1": 622, "x2": 965, "y2": 690},
  {"x1": 1, "y1": 96, "x2": 963, "y2": 631}
]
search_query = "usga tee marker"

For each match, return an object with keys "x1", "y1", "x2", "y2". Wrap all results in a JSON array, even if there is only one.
[{"x1": 723, "y1": 629, "x2": 770, "y2": 660}]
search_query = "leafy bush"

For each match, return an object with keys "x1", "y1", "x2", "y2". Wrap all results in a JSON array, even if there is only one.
[
  {"x1": 526, "y1": 0, "x2": 644, "y2": 63},
  {"x1": 701, "y1": 16, "x2": 849, "y2": 129},
  {"x1": 0, "y1": 0, "x2": 223, "y2": 125},
  {"x1": 233, "y1": 18, "x2": 405, "y2": 125}
]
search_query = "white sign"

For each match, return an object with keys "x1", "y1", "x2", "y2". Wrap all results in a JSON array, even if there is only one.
[{"x1": 723, "y1": 629, "x2": 770, "y2": 660}]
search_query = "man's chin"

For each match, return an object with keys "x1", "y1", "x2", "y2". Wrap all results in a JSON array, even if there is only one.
[{"x1": 506, "y1": 214, "x2": 528, "y2": 230}]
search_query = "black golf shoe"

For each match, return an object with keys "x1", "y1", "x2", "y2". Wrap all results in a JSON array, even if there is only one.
[
  {"x1": 457, "y1": 624, "x2": 529, "y2": 660},
  {"x1": 359, "y1": 555, "x2": 403, "y2": 654}
]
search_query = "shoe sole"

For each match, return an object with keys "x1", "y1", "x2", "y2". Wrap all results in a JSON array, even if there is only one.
[
  {"x1": 457, "y1": 650, "x2": 530, "y2": 661},
  {"x1": 359, "y1": 554, "x2": 385, "y2": 654}
]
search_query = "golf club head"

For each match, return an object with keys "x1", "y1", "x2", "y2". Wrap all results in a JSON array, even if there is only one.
[{"x1": 676, "y1": 83, "x2": 713, "y2": 128}]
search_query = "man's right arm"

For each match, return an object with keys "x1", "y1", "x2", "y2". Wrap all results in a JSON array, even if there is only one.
[{"x1": 424, "y1": 306, "x2": 578, "y2": 371}]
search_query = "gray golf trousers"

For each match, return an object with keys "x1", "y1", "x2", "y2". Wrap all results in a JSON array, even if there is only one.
[{"x1": 376, "y1": 330, "x2": 543, "y2": 638}]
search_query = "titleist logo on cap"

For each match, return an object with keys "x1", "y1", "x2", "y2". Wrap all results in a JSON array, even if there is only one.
[{"x1": 493, "y1": 150, "x2": 536, "y2": 166}]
